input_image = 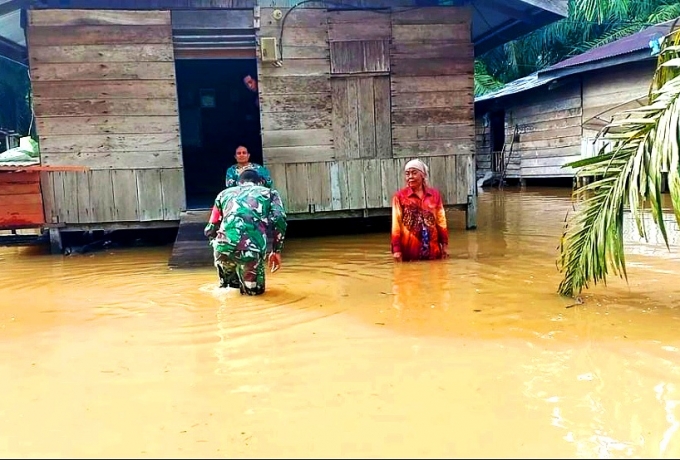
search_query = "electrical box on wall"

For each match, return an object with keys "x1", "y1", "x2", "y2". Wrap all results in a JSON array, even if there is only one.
[{"x1": 260, "y1": 36, "x2": 280, "y2": 62}]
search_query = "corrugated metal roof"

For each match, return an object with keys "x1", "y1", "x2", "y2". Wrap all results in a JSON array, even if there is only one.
[
  {"x1": 476, "y1": 18, "x2": 679, "y2": 104},
  {"x1": 546, "y1": 19, "x2": 676, "y2": 72},
  {"x1": 475, "y1": 71, "x2": 558, "y2": 102}
]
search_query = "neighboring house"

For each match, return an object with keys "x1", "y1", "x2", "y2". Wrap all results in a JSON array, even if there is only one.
[
  {"x1": 0, "y1": 0, "x2": 567, "y2": 255},
  {"x1": 474, "y1": 19, "x2": 676, "y2": 183}
]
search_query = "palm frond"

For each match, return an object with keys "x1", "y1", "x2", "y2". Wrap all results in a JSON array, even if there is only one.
[
  {"x1": 574, "y1": 0, "x2": 632, "y2": 23},
  {"x1": 473, "y1": 60, "x2": 504, "y2": 97},
  {"x1": 557, "y1": 27, "x2": 680, "y2": 297},
  {"x1": 648, "y1": 3, "x2": 680, "y2": 23},
  {"x1": 576, "y1": 23, "x2": 645, "y2": 53}
]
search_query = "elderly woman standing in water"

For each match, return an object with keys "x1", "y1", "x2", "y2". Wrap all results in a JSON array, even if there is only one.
[{"x1": 391, "y1": 159, "x2": 449, "y2": 262}]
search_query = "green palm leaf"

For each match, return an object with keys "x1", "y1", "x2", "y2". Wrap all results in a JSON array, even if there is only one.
[
  {"x1": 473, "y1": 60, "x2": 504, "y2": 97},
  {"x1": 557, "y1": 26, "x2": 680, "y2": 297}
]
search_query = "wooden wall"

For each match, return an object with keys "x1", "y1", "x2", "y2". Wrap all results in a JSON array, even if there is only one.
[
  {"x1": 0, "y1": 171, "x2": 45, "y2": 229},
  {"x1": 389, "y1": 7, "x2": 475, "y2": 205},
  {"x1": 475, "y1": 61, "x2": 656, "y2": 180},
  {"x1": 258, "y1": 7, "x2": 333, "y2": 214},
  {"x1": 28, "y1": 9, "x2": 185, "y2": 226},
  {"x1": 504, "y1": 82, "x2": 582, "y2": 178},
  {"x1": 258, "y1": 6, "x2": 475, "y2": 214},
  {"x1": 474, "y1": 114, "x2": 491, "y2": 177},
  {"x1": 581, "y1": 60, "x2": 655, "y2": 139}
]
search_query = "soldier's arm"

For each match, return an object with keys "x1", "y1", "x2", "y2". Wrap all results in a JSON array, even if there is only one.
[
  {"x1": 269, "y1": 189, "x2": 288, "y2": 253},
  {"x1": 204, "y1": 195, "x2": 223, "y2": 239}
]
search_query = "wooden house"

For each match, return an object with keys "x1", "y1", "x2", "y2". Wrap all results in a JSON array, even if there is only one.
[
  {"x1": 475, "y1": 19, "x2": 674, "y2": 184},
  {"x1": 0, "y1": 0, "x2": 567, "y2": 256}
]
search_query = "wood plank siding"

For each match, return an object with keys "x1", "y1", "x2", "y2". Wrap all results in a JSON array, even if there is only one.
[
  {"x1": 500, "y1": 83, "x2": 582, "y2": 179},
  {"x1": 258, "y1": 8, "x2": 332, "y2": 214},
  {"x1": 257, "y1": 6, "x2": 475, "y2": 214},
  {"x1": 389, "y1": 7, "x2": 475, "y2": 204},
  {"x1": 476, "y1": 61, "x2": 656, "y2": 181},
  {"x1": 581, "y1": 60, "x2": 655, "y2": 137},
  {"x1": 28, "y1": 9, "x2": 185, "y2": 225},
  {"x1": 474, "y1": 114, "x2": 491, "y2": 177}
]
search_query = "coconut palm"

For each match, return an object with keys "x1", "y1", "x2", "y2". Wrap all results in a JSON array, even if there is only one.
[
  {"x1": 474, "y1": 0, "x2": 680, "y2": 95},
  {"x1": 556, "y1": 23, "x2": 680, "y2": 297}
]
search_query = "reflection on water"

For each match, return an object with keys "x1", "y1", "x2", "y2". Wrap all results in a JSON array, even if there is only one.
[{"x1": 2, "y1": 188, "x2": 680, "y2": 457}]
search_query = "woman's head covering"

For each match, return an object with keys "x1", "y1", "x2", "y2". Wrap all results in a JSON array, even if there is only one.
[{"x1": 404, "y1": 159, "x2": 428, "y2": 178}]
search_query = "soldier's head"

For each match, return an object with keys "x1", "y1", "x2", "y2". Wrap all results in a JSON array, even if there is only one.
[{"x1": 238, "y1": 169, "x2": 261, "y2": 186}]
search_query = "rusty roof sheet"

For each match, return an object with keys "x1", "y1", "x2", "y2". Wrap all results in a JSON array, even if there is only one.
[{"x1": 546, "y1": 18, "x2": 677, "y2": 72}]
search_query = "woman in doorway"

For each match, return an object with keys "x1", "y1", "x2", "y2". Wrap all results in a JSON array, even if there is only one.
[
  {"x1": 391, "y1": 159, "x2": 449, "y2": 262},
  {"x1": 225, "y1": 145, "x2": 273, "y2": 189}
]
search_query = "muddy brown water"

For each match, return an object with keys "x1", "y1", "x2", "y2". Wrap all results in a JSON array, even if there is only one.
[{"x1": 2, "y1": 187, "x2": 680, "y2": 458}]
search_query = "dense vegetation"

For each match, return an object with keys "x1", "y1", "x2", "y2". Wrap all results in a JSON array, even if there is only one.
[{"x1": 475, "y1": 0, "x2": 680, "y2": 96}]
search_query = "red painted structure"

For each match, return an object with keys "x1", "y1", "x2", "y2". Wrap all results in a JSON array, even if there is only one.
[
  {"x1": 0, "y1": 170, "x2": 44, "y2": 229},
  {"x1": 0, "y1": 165, "x2": 87, "y2": 230}
]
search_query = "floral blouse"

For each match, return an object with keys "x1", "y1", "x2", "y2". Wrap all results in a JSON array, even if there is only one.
[
  {"x1": 391, "y1": 186, "x2": 449, "y2": 261},
  {"x1": 225, "y1": 162, "x2": 273, "y2": 189}
]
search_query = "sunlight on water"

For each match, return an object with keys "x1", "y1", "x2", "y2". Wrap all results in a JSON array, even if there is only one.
[{"x1": 1, "y1": 188, "x2": 680, "y2": 457}]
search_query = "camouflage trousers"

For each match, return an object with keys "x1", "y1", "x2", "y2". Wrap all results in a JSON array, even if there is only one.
[{"x1": 213, "y1": 249, "x2": 266, "y2": 296}]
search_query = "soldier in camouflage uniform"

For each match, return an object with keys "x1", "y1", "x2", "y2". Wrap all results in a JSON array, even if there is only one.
[{"x1": 204, "y1": 169, "x2": 287, "y2": 295}]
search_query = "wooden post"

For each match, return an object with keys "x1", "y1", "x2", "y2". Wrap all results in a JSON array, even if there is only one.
[
  {"x1": 49, "y1": 228, "x2": 63, "y2": 255},
  {"x1": 519, "y1": 178, "x2": 526, "y2": 189},
  {"x1": 466, "y1": 194, "x2": 477, "y2": 230}
]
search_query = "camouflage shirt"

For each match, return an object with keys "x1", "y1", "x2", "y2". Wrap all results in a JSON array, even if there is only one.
[
  {"x1": 205, "y1": 183, "x2": 287, "y2": 256},
  {"x1": 225, "y1": 163, "x2": 273, "y2": 189}
]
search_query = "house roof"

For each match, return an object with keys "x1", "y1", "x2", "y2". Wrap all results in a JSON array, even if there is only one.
[
  {"x1": 476, "y1": 17, "x2": 679, "y2": 104},
  {"x1": 470, "y1": 0, "x2": 568, "y2": 54},
  {"x1": 475, "y1": 70, "x2": 558, "y2": 102},
  {"x1": 0, "y1": 0, "x2": 26, "y2": 64},
  {"x1": 546, "y1": 18, "x2": 676, "y2": 73},
  {"x1": 0, "y1": 0, "x2": 567, "y2": 62}
]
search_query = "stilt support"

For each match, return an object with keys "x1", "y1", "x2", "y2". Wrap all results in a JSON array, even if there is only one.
[
  {"x1": 49, "y1": 227, "x2": 63, "y2": 255},
  {"x1": 466, "y1": 194, "x2": 477, "y2": 230}
]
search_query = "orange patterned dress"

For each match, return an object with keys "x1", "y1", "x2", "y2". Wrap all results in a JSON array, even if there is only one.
[{"x1": 391, "y1": 186, "x2": 448, "y2": 261}]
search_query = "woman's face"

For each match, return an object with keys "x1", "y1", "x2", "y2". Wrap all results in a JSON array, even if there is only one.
[
  {"x1": 405, "y1": 168, "x2": 424, "y2": 189},
  {"x1": 235, "y1": 147, "x2": 250, "y2": 165}
]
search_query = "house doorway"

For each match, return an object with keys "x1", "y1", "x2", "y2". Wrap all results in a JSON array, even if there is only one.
[
  {"x1": 174, "y1": 58, "x2": 262, "y2": 209},
  {"x1": 489, "y1": 110, "x2": 505, "y2": 172}
]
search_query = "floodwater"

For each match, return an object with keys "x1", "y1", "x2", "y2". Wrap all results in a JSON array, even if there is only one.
[{"x1": 2, "y1": 188, "x2": 680, "y2": 459}]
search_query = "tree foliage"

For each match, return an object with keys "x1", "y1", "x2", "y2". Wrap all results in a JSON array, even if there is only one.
[
  {"x1": 474, "y1": 0, "x2": 680, "y2": 96},
  {"x1": 557, "y1": 24, "x2": 680, "y2": 297}
]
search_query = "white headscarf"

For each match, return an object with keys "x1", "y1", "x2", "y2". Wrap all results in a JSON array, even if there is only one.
[{"x1": 404, "y1": 159, "x2": 428, "y2": 178}]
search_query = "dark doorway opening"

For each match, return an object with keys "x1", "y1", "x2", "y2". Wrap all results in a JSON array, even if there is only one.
[
  {"x1": 488, "y1": 111, "x2": 505, "y2": 173},
  {"x1": 175, "y1": 59, "x2": 262, "y2": 209},
  {"x1": 489, "y1": 111, "x2": 505, "y2": 152}
]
